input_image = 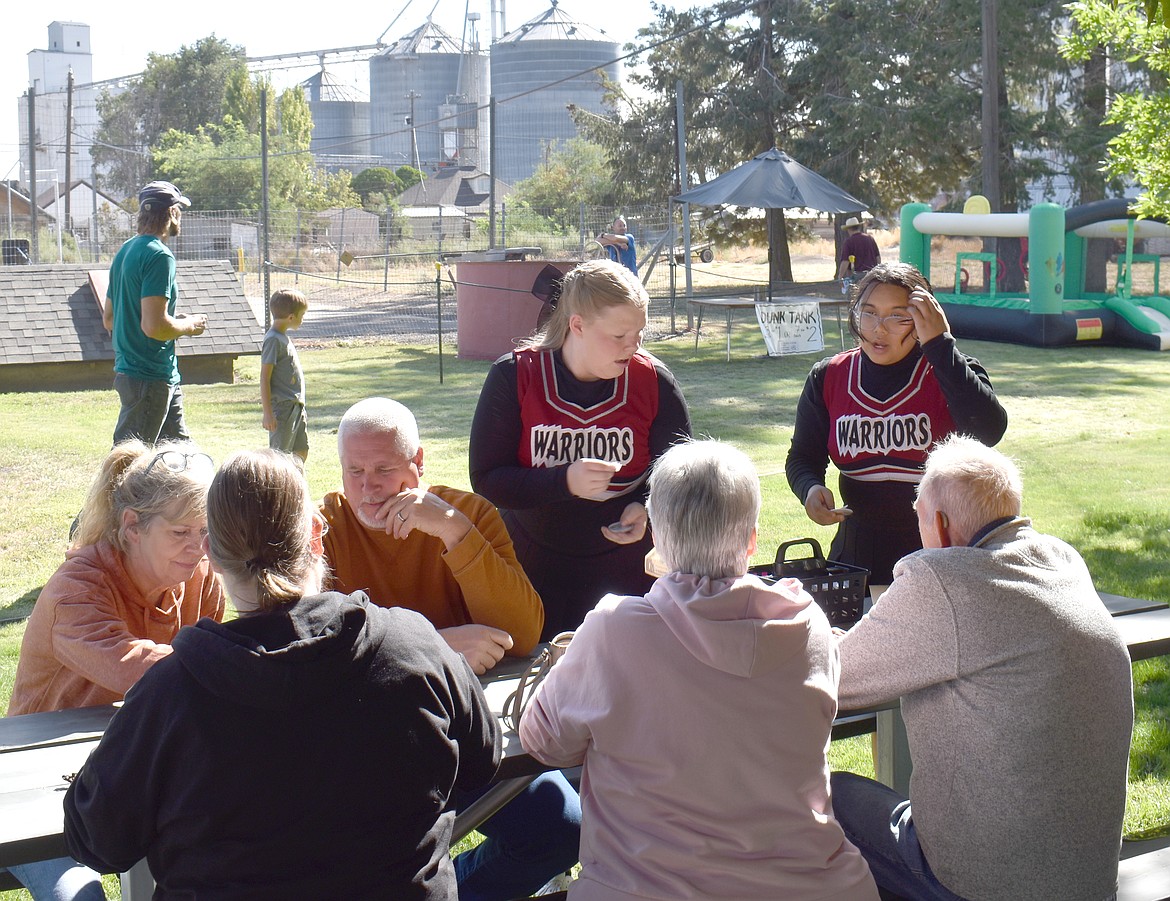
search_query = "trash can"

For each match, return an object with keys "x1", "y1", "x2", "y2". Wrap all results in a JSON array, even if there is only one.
[{"x1": 452, "y1": 251, "x2": 578, "y2": 360}]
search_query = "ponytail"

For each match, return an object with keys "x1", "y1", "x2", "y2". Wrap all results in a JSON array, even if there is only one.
[
  {"x1": 72, "y1": 441, "x2": 150, "y2": 549},
  {"x1": 206, "y1": 450, "x2": 321, "y2": 612}
]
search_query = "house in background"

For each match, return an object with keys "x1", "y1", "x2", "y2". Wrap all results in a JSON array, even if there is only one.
[
  {"x1": 397, "y1": 165, "x2": 510, "y2": 240},
  {"x1": 0, "y1": 260, "x2": 260, "y2": 392},
  {"x1": 310, "y1": 207, "x2": 381, "y2": 248},
  {"x1": 0, "y1": 181, "x2": 37, "y2": 223},
  {"x1": 400, "y1": 204, "x2": 472, "y2": 241},
  {"x1": 37, "y1": 178, "x2": 134, "y2": 242}
]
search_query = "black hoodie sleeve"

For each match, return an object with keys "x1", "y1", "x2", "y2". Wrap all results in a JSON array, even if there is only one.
[
  {"x1": 447, "y1": 654, "x2": 503, "y2": 791},
  {"x1": 64, "y1": 668, "x2": 173, "y2": 873},
  {"x1": 785, "y1": 358, "x2": 834, "y2": 506},
  {"x1": 920, "y1": 333, "x2": 1009, "y2": 446}
]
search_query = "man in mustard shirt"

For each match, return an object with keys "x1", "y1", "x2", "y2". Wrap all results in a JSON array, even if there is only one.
[{"x1": 320, "y1": 396, "x2": 578, "y2": 901}]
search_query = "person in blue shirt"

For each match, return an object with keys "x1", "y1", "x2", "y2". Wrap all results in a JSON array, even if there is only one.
[{"x1": 598, "y1": 216, "x2": 637, "y2": 274}]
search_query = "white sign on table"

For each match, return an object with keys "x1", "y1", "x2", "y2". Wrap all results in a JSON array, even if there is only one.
[{"x1": 755, "y1": 302, "x2": 824, "y2": 356}]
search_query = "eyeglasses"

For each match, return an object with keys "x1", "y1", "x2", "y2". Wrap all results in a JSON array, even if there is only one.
[
  {"x1": 854, "y1": 310, "x2": 915, "y2": 333},
  {"x1": 144, "y1": 450, "x2": 215, "y2": 477}
]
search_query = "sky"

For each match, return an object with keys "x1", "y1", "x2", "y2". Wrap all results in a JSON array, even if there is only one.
[{"x1": 1, "y1": 0, "x2": 695, "y2": 181}]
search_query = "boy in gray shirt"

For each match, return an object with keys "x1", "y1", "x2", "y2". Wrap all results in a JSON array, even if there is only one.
[{"x1": 261, "y1": 289, "x2": 309, "y2": 460}]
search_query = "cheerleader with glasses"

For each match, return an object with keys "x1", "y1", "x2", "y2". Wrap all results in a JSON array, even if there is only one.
[{"x1": 785, "y1": 262, "x2": 1008, "y2": 601}]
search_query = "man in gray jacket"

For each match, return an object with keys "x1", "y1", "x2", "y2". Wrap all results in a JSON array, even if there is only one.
[{"x1": 832, "y1": 435, "x2": 1133, "y2": 901}]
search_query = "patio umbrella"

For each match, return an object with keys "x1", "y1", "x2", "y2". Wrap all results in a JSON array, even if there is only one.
[{"x1": 674, "y1": 147, "x2": 866, "y2": 291}]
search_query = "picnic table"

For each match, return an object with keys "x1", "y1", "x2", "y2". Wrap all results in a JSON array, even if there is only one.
[{"x1": 4, "y1": 589, "x2": 1168, "y2": 898}]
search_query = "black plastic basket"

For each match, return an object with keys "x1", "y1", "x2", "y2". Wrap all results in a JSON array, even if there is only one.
[{"x1": 748, "y1": 538, "x2": 869, "y2": 628}]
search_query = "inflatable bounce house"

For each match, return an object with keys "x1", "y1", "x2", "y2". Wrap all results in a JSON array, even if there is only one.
[{"x1": 900, "y1": 197, "x2": 1170, "y2": 350}]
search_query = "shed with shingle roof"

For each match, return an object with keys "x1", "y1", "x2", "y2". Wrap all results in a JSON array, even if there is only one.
[{"x1": 0, "y1": 260, "x2": 261, "y2": 392}]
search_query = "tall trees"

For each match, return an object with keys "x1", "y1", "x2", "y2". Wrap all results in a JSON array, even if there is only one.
[
  {"x1": 513, "y1": 138, "x2": 621, "y2": 224},
  {"x1": 94, "y1": 37, "x2": 248, "y2": 200},
  {"x1": 151, "y1": 95, "x2": 357, "y2": 213},
  {"x1": 1065, "y1": 0, "x2": 1170, "y2": 218},
  {"x1": 92, "y1": 36, "x2": 354, "y2": 212},
  {"x1": 582, "y1": 0, "x2": 1122, "y2": 220}
]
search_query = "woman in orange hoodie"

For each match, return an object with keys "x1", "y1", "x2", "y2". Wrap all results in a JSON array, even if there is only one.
[{"x1": 6, "y1": 440, "x2": 224, "y2": 900}]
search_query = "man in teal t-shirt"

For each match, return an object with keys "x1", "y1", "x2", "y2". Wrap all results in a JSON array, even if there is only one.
[{"x1": 104, "y1": 181, "x2": 207, "y2": 445}]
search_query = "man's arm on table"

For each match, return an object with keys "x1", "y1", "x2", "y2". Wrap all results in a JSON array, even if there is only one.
[
  {"x1": 367, "y1": 487, "x2": 544, "y2": 666},
  {"x1": 836, "y1": 556, "x2": 960, "y2": 708},
  {"x1": 322, "y1": 489, "x2": 543, "y2": 672},
  {"x1": 435, "y1": 493, "x2": 544, "y2": 655}
]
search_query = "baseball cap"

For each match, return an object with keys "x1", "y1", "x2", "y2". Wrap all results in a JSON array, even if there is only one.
[{"x1": 138, "y1": 181, "x2": 191, "y2": 211}]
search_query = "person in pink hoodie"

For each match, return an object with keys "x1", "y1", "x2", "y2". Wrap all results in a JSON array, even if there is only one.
[{"x1": 518, "y1": 439, "x2": 878, "y2": 901}]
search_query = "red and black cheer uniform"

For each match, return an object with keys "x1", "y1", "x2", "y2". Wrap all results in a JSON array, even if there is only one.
[
  {"x1": 786, "y1": 333, "x2": 1007, "y2": 585},
  {"x1": 470, "y1": 347, "x2": 692, "y2": 639}
]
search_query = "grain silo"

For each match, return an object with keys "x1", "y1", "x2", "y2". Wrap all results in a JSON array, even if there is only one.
[
  {"x1": 369, "y1": 19, "x2": 489, "y2": 173},
  {"x1": 489, "y1": 1, "x2": 619, "y2": 186},
  {"x1": 301, "y1": 65, "x2": 372, "y2": 166}
]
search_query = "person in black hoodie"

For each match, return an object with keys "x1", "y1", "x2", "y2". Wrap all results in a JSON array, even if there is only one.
[{"x1": 64, "y1": 449, "x2": 501, "y2": 900}]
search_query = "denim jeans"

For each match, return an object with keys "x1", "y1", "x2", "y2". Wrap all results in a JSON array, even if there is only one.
[
  {"x1": 4, "y1": 857, "x2": 106, "y2": 901},
  {"x1": 112, "y1": 374, "x2": 190, "y2": 446},
  {"x1": 830, "y1": 771, "x2": 968, "y2": 901},
  {"x1": 453, "y1": 769, "x2": 581, "y2": 901}
]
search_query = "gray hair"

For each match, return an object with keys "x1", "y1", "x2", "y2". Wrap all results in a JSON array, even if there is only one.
[
  {"x1": 916, "y1": 435, "x2": 1022, "y2": 546},
  {"x1": 337, "y1": 397, "x2": 420, "y2": 460},
  {"x1": 647, "y1": 439, "x2": 761, "y2": 579}
]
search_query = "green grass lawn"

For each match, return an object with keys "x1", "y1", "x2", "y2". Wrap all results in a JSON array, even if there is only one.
[{"x1": 2, "y1": 322, "x2": 1168, "y2": 897}]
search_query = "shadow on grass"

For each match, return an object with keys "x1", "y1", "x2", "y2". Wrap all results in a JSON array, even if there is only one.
[
  {"x1": 956, "y1": 339, "x2": 1170, "y2": 404},
  {"x1": 0, "y1": 586, "x2": 41, "y2": 625},
  {"x1": 1079, "y1": 511, "x2": 1170, "y2": 604}
]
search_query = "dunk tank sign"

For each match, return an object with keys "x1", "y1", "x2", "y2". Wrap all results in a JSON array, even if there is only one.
[{"x1": 755, "y1": 302, "x2": 824, "y2": 356}]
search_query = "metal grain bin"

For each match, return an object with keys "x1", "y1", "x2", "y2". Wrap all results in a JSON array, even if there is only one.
[
  {"x1": 489, "y1": 2, "x2": 620, "y2": 186},
  {"x1": 302, "y1": 69, "x2": 372, "y2": 158},
  {"x1": 370, "y1": 21, "x2": 489, "y2": 172}
]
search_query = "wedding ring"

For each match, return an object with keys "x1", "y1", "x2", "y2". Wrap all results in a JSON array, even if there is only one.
[{"x1": 396, "y1": 511, "x2": 407, "y2": 522}]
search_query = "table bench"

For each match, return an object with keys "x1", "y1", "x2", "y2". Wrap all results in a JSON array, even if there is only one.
[
  {"x1": 5, "y1": 591, "x2": 1168, "y2": 898},
  {"x1": 1118, "y1": 838, "x2": 1170, "y2": 901}
]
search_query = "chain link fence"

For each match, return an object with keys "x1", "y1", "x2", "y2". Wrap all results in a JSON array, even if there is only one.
[{"x1": 2, "y1": 201, "x2": 836, "y2": 345}]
